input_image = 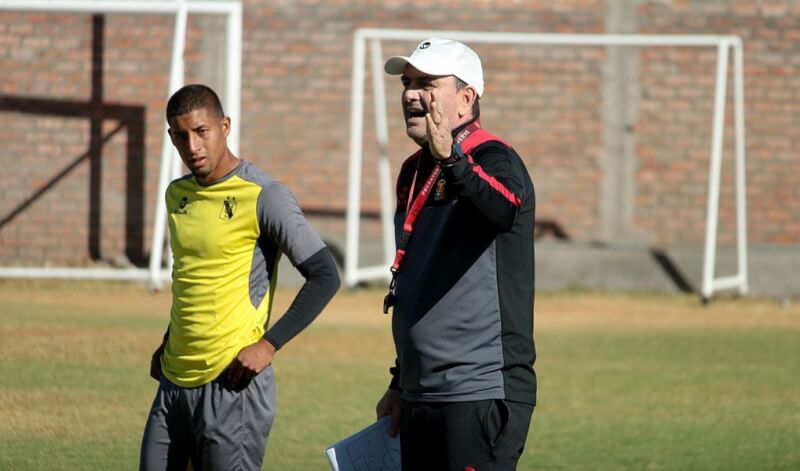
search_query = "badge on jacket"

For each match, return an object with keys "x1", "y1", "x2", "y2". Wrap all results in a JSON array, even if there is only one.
[{"x1": 433, "y1": 178, "x2": 446, "y2": 201}]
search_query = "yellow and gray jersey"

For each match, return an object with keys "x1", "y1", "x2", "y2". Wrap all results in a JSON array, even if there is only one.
[{"x1": 161, "y1": 161, "x2": 327, "y2": 388}]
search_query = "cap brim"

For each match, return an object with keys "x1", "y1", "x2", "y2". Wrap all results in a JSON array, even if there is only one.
[{"x1": 384, "y1": 56, "x2": 411, "y2": 75}]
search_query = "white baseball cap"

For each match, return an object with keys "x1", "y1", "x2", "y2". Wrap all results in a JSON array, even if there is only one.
[{"x1": 384, "y1": 38, "x2": 485, "y2": 97}]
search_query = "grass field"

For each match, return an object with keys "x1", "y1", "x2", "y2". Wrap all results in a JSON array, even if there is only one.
[{"x1": 0, "y1": 280, "x2": 798, "y2": 470}]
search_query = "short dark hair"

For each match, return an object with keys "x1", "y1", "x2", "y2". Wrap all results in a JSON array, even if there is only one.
[
  {"x1": 166, "y1": 84, "x2": 225, "y2": 120},
  {"x1": 455, "y1": 77, "x2": 480, "y2": 120}
]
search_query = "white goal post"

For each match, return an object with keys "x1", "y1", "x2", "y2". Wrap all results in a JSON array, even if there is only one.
[
  {"x1": 345, "y1": 28, "x2": 748, "y2": 301},
  {"x1": 0, "y1": 0, "x2": 242, "y2": 289}
]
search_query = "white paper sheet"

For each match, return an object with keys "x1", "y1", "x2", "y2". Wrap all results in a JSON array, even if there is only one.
[{"x1": 324, "y1": 417, "x2": 401, "y2": 471}]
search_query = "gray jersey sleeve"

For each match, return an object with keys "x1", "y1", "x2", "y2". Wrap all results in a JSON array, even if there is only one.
[{"x1": 257, "y1": 182, "x2": 325, "y2": 266}]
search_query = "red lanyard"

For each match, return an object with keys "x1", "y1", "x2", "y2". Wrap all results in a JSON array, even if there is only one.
[
  {"x1": 383, "y1": 120, "x2": 482, "y2": 314},
  {"x1": 390, "y1": 120, "x2": 482, "y2": 275},
  {"x1": 390, "y1": 164, "x2": 441, "y2": 273},
  {"x1": 384, "y1": 163, "x2": 439, "y2": 314}
]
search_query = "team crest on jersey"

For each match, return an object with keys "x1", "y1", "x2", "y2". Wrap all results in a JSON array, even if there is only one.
[
  {"x1": 173, "y1": 196, "x2": 189, "y2": 215},
  {"x1": 219, "y1": 196, "x2": 237, "y2": 220},
  {"x1": 433, "y1": 178, "x2": 447, "y2": 201}
]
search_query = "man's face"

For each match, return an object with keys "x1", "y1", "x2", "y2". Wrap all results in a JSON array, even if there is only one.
[
  {"x1": 168, "y1": 107, "x2": 231, "y2": 184},
  {"x1": 400, "y1": 65, "x2": 464, "y2": 145}
]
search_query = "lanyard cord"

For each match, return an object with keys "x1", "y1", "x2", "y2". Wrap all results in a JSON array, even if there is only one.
[
  {"x1": 383, "y1": 120, "x2": 481, "y2": 313},
  {"x1": 383, "y1": 163, "x2": 439, "y2": 314},
  {"x1": 390, "y1": 120, "x2": 482, "y2": 277},
  {"x1": 405, "y1": 162, "x2": 420, "y2": 216},
  {"x1": 391, "y1": 163, "x2": 441, "y2": 274}
]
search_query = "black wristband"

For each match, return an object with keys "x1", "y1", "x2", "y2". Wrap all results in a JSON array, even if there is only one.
[{"x1": 438, "y1": 142, "x2": 464, "y2": 168}]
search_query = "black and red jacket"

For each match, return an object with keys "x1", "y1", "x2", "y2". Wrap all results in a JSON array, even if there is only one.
[{"x1": 389, "y1": 120, "x2": 537, "y2": 405}]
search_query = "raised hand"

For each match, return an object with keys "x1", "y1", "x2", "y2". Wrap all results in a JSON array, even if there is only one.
[{"x1": 425, "y1": 88, "x2": 453, "y2": 160}]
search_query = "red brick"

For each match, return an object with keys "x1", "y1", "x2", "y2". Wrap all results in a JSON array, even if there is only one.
[{"x1": 0, "y1": 1, "x2": 797, "y2": 265}]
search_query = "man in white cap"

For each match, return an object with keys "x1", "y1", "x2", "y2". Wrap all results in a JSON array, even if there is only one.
[{"x1": 375, "y1": 38, "x2": 537, "y2": 470}]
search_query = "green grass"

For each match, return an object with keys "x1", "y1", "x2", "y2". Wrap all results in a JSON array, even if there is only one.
[
  {"x1": 0, "y1": 281, "x2": 798, "y2": 470},
  {"x1": 532, "y1": 330, "x2": 799, "y2": 470}
]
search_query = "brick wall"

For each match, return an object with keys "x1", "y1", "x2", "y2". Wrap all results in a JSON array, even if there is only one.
[
  {"x1": 0, "y1": 0, "x2": 797, "y2": 266},
  {"x1": 636, "y1": 0, "x2": 800, "y2": 245}
]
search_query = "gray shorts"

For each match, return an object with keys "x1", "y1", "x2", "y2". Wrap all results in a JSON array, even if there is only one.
[{"x1": 140, "y1": 366, "x2": 276, "y2": 471}]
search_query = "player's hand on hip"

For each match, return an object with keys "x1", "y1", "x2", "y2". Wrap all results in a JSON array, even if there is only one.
[
  {"x1": 149, "y1": 343, "x2": 165, "y2": 381},
  {"x1": 426, "y1": 88, "x2": 453, "y2": 161},
  {"x1": 376, "y1": 388, "x2": 402, "y2": 437},
  {"x1": 227, "y1": 338, "x2": 276, "y2": 390}
]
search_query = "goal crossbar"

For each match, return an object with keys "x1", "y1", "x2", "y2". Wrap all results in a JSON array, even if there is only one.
[{"x1": 346, "y1": 28, "x2": 748, "y2": 301}]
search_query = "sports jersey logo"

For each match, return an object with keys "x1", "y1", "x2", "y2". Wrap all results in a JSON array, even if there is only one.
[
  {"x1": 219, "y1": 196, "x2": 237, "y2": 221},
  {"x1": 433, "y1": 178, "x2": 447, "y2": 201},
  {"x1": 173, "y1": 196, "x2": 189, "y2": 215}
]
